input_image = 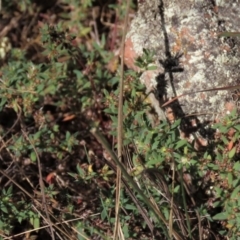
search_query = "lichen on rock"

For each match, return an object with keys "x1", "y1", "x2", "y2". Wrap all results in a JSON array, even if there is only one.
[{"x1": 126, "y1": 0, "x2": 240, "y2": 126}]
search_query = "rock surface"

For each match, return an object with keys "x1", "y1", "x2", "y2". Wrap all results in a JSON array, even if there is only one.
[{"x1": 125, "y1": 0, "x2": 240, "y2": 126}]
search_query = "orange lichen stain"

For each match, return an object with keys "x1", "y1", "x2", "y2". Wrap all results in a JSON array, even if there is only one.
[
  {"x1": 204, "y1": 13, "x2": 212, "y2": 20},
  {"x1": 182, "y1": 53, "x2": 191, "y2": 65},
  {"x1": 204, "y1": 51, "x2": 211, "y2": 59},
  {"x1": 180, "y1": 27, "x2": 195, "y2": 44},
  {"x1": 220, "y1": 44, "x2": 231, "y2": 52},
  {"x1": 170, "y1": 26, "x2": 177, "y2": 32},
  {"x1": 124, "y1": 37, "x2": 140, "y2": 72},
  {"x1": 198, "y1": 37, "x2": 206, "y2": 47},
  {"x1": 213, "y1": 6, "x2": 219, "y2": 14},
  {"x1": 200, "y1": 92, "x2": 206, "y2": 100},
  {"x1": 180, "y1": 27, "x2": 190, "y2": 35},
  {"x1": 209, "y1": 31, "x2": 217, "y2": 39},
  {"x1": 172, "y1": 31, "x2": 182, "y2": 53},
  {"x1": 184, "y1": 81, "x2": 191, "y2": 89},
  {"x1": 172, "y1": 42, "x2": 182, "y2": 53}
]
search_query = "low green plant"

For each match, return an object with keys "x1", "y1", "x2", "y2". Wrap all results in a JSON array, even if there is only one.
[
  {"x1": 1, "y1": 1, "x2": 240, "y2": 239},
  {"x1": 0, "y1": 185, "x2": 39, "y2": 236},
  {"x1": 102, "y1": 47, "x2": 240, "y2": 238}
]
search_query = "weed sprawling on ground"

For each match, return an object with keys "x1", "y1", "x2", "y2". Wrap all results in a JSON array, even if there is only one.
[{"x1": 0, "y1": 1, "x2": 240, "y2": 240}]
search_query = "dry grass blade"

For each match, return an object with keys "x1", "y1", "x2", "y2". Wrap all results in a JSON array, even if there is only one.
[
  {"x1": 218, "y1": 31, "x2": 240, "y2": 37},
  {"x1": 21, "y1": 129, "x2": 55, "y2": 240},
  {"x1": 162, "y1": 84, "x2": 240, "y2": 108},
  {"x1": 3, "y1": 216, "x2": 88, "y2": 240},
  {"x1": 103, "y1": 146, "x2": 158, "y2": 236},
  {"x1": 169, "y1": 162, "x2": 175, "y2": 238},
  {"x1": 114, "y1": 0, "x2": 131, "y2": 239},
  {"x1": 142, "y1": 168, "x2": 189, "y2": 238},
  {"x1": 0, "y1": 169, "x2": 71, "y2": 239},
  {"x1": 91, "y1": 128, "x2": 185, "y2": 240}
]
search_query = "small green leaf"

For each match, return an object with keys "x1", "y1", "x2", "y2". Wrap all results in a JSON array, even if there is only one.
[
  {"x1": 18, "y1": 216, "x2": 23, "y2": 224},
  {"x1": 234, "y1": 124, "x2": 240, "y2": 132},
  {"x1": 66, "y1": 131, "x2": 71, "y2": 141},
  {"x1": 33, "y1": 131, "x2": 41, "y2": 140},
  {"x1": 175, "y1": 139, "x2": 187, "y2": 149},
  {"x1": 213, "y1": 212, "x2": 228, "y2": 220},
  {"x1": 233, "y1": 162, "x2": 240, "y2": 171},
  {"x1": 230, "y1": 186, "x2": 239, "y2": 199},
  {"x1": 33, "y1": 217, "x2": 40, "y2": 229},
  {"x1": 0, "y1": 206, "x2": 8, "y2": 214},
  {"x1": 30, "y1": 151, "x2": 37, "y2": 162},
  {"x1": 151, "y1": 140, "x2": 159, "y2": 150},
  {"x1": 174, "y1": 185, "x2": 180, "y2": 193},
  {"x1": 228, "y1": 147, "x2": 236, "y2": 159},
  {"x1": 0, "y1": 98, "x2": 7, "y2": 110},
  {"x1": 44, "y1": 84, "x2": 57, "y2": 94},
  {"x1": 146, "y1": 65, "x2": 157, "y2": 70},
  {"x1": 228, "y1": 173, "x2": 233, "y2": 187},
  {"x1": 213, "y1": 201, "x2": 221, "y2": 208},
  {"x1": 125, "y1": 204, "x2": 136, "y2": 210},
  {"x1": 100, "y1": 208, "x2": 107, "y2": 221},
  {"x1": 221, "y1": 135, "x2": 228, "y2": 144},
  {"x1": 77, "y1": 164, "x2": 85, "y2": 178}
]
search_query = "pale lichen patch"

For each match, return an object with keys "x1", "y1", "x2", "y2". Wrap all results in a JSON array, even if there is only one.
[{"x1": 127, "y1": 0, "x2": 240, "y2": 124}]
